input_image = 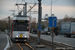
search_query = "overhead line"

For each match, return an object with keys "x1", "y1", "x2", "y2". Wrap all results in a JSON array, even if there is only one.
[
  {"x1": 27, "y1": 3, "x2": 36, "y2": 13},
  {"x1": 33, "y1": 0, "x2": 36, "y2": 3},
  {"x1": 16, "y1": 0, "x2": 18, "y2": 4},
  {"x1": 42, "y1": 0, "x2": 57, "y2": 10}
]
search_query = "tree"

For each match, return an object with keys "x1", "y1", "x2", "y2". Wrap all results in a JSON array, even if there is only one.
[
  {"x1": 0, "y1": 17, "x2": 12, "y2": 31},
  {"x1": 63, "y1": 15, "x2": 71, "y2": 22},
  {"x1": 41, "y1": 21, "x2": 46, "y2": 30},
  {"x1": 31, "y1": 18, "x2": 37, "y2": 29},
  {"x1": 57, "y1": 15, "x2": 73, "y2": 28}
]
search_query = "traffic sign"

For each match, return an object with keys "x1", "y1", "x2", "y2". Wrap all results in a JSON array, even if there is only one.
[
  {"x1": 38, "y1": 25, "x2": 42, "y2": 30},
  {"x1": 49, "y1": 17, "x2": 57, "y2": 27}
]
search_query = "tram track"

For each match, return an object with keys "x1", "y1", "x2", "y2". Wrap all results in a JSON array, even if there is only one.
[
  {"x1": 17, "y1": 43, "x2": 35, "y2": 50},
  {"x1": 17, "y1": 43, "x2": 23, "y2": 50}
]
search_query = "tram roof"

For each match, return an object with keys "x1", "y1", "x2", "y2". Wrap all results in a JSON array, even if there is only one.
[{"x1": 13, "y1": 17, "x2": 29, "y2": 20}]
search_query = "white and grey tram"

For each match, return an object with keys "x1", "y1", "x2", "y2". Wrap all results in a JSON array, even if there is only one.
[{"x1": 11, "y1": 16, "x2": 30, "y2": 42}]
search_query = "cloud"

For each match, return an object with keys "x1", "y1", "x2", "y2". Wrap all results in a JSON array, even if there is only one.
[
  {"x1": 42, "y1": 6, "x2": 75, "y2": 19},
  {"x1": 0, "y1": 0, "x2": 75, "y2": 19},
  {"x1": 42, "y1": 0, "x2": 75, "y2": 7},
  {"x1": 0, "y1": 15, "x2": 9, "y2": 19}
]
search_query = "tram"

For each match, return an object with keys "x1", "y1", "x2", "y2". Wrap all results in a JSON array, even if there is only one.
[{"x1": 11, "y1": 16, "x2": 30, "y2": 42}]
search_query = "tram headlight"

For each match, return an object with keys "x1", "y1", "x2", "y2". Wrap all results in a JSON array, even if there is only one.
[
  {"x1": 24, "y1": 36, "x2": 26, "y2": 37},
  {"x1": 16, "y1": 36, "x2": 18, "y2": 37}
]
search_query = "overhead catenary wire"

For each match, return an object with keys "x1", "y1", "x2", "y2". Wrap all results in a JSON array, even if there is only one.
[
  {"x1": 9, "y1": 0, "x2": 18, "y2": 11},
  {"x1": 16, "y1": 0, "x2": 18, "y2": 4},
  {"x1": 9, "y1": 0, "x2": 19, "y2": 16},
  {"x1": 10, "y1": 0, "x2": 37, "y2": 16},
  {"x1": 15, "y1": 0, "x2": 26, "y2": 13},
  {"x1": 42, "y1": 0, "x2": 57, "y2": 10},
  {"x1": 33, "y1": 0, "x2": 36, "y2": 3},
  {"x1": 22, "y1": 0, "x2": 25, "y2": 2}
]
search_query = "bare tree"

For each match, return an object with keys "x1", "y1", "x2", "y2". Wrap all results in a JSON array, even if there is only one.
[{"x1": 31, "y1": 18, "x2": 37, "y2": 29}]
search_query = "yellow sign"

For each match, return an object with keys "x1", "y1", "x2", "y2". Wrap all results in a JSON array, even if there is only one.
[
  {"x1": 18, "y1": 20, "x2": 25, "y2": 22},
  {"x1": 39, "y1": 26, "x2": 41, "y2": 28},
  {"x1": 38, "y1": 33, "x2": 40, "y2": 36},
  {"x1": 20, "y1": 34, "x2": 23, "y2": 37},
  {"x1": 52, "y1": 27, "x2": 54, "y2": 30}
]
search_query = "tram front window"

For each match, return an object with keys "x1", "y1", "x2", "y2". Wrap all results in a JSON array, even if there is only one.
[{"x1": 13, "y1": 20, "x2": 29, "y2": 31}]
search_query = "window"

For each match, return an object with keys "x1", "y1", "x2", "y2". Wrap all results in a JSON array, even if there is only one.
[{"x1": 13, "y1": 20, "x2": 29, "y2": 31}]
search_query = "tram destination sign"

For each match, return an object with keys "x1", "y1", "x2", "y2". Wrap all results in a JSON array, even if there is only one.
[
  {"x1": 18, "y1": 20, "x2": 25, "y2": 22},
  {"x1": 14, "y1": 20, "x2": 28, "y2": 23}
]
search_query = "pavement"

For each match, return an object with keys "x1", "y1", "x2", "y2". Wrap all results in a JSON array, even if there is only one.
[
  {"x1": 29, "y1": 40, "x2": 55, "y2": 50},
  {"x1": 30, "y1": 34, "x2": 75, "y2": 48},
  {"x1": 0, "y1": 33, "x2": 12, "y2": 50},
  {"x1": 0, "y1": 34, "x2": 7, "y2": 50}
]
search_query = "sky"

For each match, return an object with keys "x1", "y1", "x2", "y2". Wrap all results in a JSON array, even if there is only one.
[{"x1": 0, "y1": 0, "x2": 75, "y2": 19}]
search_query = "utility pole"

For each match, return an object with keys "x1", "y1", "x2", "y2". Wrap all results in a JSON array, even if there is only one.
[
  {"x1": 51, "y1": 0, "x2": 52, "y2": 16},
  {"x1": 50, "y1": 0, "x2": 53, "y2": 50},
  {"x1": 24, "y1": 2, "x2": 27, "y2": 16},
  {"x1": 29, "y1": 6, "x2": 32, "y2": 33},
  {"x1": 38, "y1": 0, "x2": 42, "y2": 44},
  {"x1": 8, "y1": 16, "x2": 10, "y2": 36}
]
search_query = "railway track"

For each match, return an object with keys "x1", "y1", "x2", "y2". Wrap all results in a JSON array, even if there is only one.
[{"x1": 17, "y1": 43, "x2": 35, "y2": 50}]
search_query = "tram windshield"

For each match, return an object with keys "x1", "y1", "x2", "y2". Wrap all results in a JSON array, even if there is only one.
[{"x1": 13, "y1": 20, "x2": 29, "y2": 31}]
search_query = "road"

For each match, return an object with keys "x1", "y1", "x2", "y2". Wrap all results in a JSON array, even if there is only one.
[
  {"x1": 1, "y1": 33, "x2": 74, "y2": 50},
  {"x1": 30, "y1": 33, "x2": 75, "y2": 48},
  {"x1": 0, "y1": 34, "x2": 7, "y2": 50},
  {"x1": 0, "y1": 33, "x2": 53, "y2": 50}
]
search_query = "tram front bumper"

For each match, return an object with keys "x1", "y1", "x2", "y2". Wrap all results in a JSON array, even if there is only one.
[{"x1": 11, "y1": 38, "x2": 27, "y2": 42}]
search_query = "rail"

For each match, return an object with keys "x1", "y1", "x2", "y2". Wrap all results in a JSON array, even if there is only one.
[{"x1": 17, "y1": 43, "x2": 35, "y2": 50}]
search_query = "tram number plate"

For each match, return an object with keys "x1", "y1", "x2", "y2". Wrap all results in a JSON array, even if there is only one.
[{"x1": 20, "y1": 34, "x2": 23, "y2": 37}]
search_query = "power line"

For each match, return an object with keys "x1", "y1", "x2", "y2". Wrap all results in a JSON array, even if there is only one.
[
  {"x1": 42, "y1": 0, "x2": 57, "y2": 10},
  {"x1": 33, "y1": 0, "x2": 36, "y2": 3},
  {"x1": 22, "y1": 0, "x2": 25, "y2": 3},
  {"x1": 16, "y1": 0, "x2": 18, "y2": 4}
]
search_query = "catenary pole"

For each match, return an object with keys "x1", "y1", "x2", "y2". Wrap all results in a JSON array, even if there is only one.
[{"x1": 38, "y1": 0, "x2": 42, "y2": 44}]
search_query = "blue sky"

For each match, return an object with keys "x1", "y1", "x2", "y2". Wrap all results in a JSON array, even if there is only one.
[{"x1": 0, "y1": 0, "x2": 75, "y2": 19}]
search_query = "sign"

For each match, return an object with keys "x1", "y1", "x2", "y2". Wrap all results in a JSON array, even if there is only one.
[
  {"x1": 15, "y1": 20, "x2": 28, "y2": 23},
  {"x1": 38, "y1": 25, "x2": 42, "y2": 30},
  {"x1": 61, "y1": 22, "x2": 70, "y2": 33},
  {"x1": 49, "y1": 17, "x2": 57, "y2": 27},
  {"x1": 50, "y1": 32, "x2": 55, "y2": 38},
  {"x1": 18, "y1": 20, "x2": 25, "y2": 22}
]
